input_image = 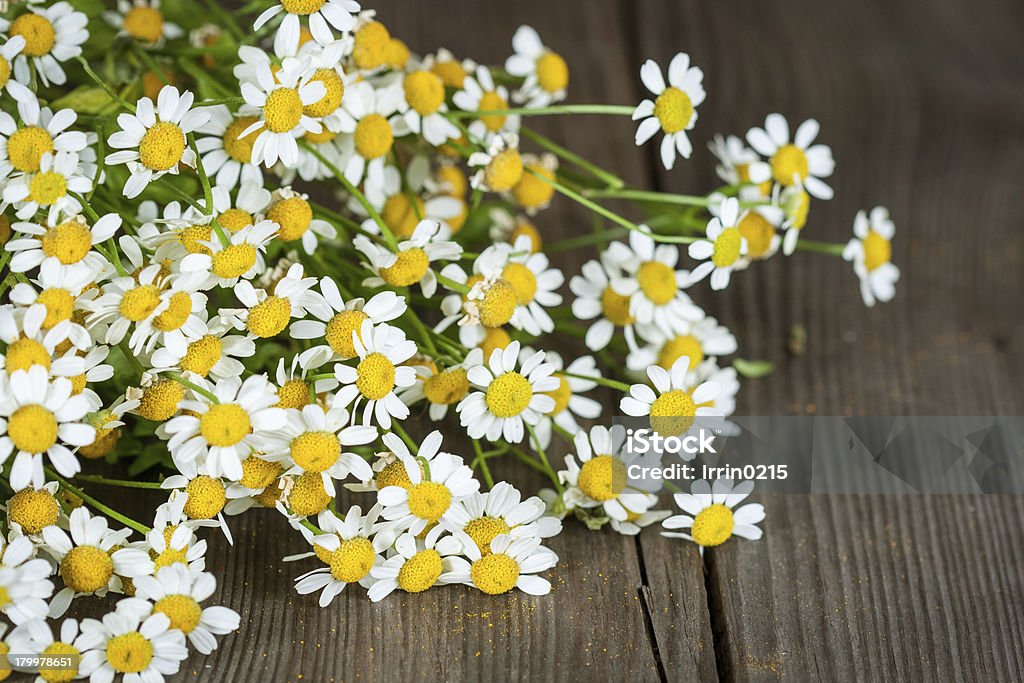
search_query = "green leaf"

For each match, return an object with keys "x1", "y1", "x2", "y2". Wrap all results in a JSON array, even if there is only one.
[
  {"x1": 733, "y1": 358, "x2": 776, "y2": 379},
  {"x1": 49, "y1": 85, "x2": 121, "y2": 115}
]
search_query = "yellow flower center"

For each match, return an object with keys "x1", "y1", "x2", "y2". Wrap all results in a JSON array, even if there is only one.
[
  {"x1": 276, "y1": 379, "x2": 311, "y2": 408},
  {"x1": 8, "y1": 126, "x2": 54, "y2": 173},
  {"x1": 40, "y1": 219, "x2": 92, "y2": 264},
  {"x1": 407, "y1": 481, "x2": 452, "y2": 523},
  {"x1": 536, "y1": 51, "x2": 569, "y2": 92},
  {"x1": 770, "y1": 144, "x2": 809, "y2": 186},
  {"x1": 356, "y1": 352, "x2": 396, "y2": 400},
  {"x1": 600, "y1": 285, "x2": 634, "y2": 326},
  {"x1": 397, "y1": 549, "x2": 442, "y2": 593},
  {"x1": 691, "y1": 503, "x2": 734, "y2": 547},
  {"x1": 142, "y1": 68, "x2": 176, "y2": 101},
  {"x1": 139, "y1": 121, "x2": 186, "y2": 171},
  {"x1": 511, "y1": 163, "x2": 555, "y2": 209},
  {"x1": 479, "y1": 326, "x2": 511, "y2": 359},
  {"x1": 380, "y1": 193, "x2": 425, "y2": 238},
  {"x1": 463, "y1": 515, "x2": 511, "y2": 555},
  {"x1": 11, "y1": 13, "x2": 55, "y2": 57},
  {"x1": 267, "y1": 195, "x2": 313, "y2": 242},
  {"x1": 738, "y1": 212, "x2": 775, "y2": 259},
  {"x1": 211, "y1": 243, "x2": 257, "y2": 279},
  {"x1": 35, "y1": 288, "x2": 74, "y2": 329},
  {"x1": 436, "y1": 164, "x2": 468, "y2": 196},
  {"x1": 303, "y1": 127, "x2": 336, "y2": 144},
  {"x1": 28, "y1": 171, "x2": 68, "y2": 206},
  {"x1": 500, "y1": 262, "x2": 537, "y2": 305},
  {"x1": 123, "y1": 6, "x2": 164, "y2": 43},
  {"x1": 177, "y1": 224, "x2": 212, "y2": 255},
  {"x1": 578, "y1": 454, "x2": 626, "y2": 502},
  {"x1": 470, "y1": 553, "x2": 520, "y2": 595},
  {"x1": 304, "y1": 68, "x2": 344, "y2": 118},
  {"x1": 658, "y1": 334, "x2": 703, "y2": 371},
  {"x1": 247, "y1": 295, "x2": 291, "y2": 338},
  {"x1": 477, "y1": 278, "x2": 517, "y2": 328},
  {"x1": 483, "y1": 148, "x2": 523, "y2": 192},
  {"x1": 352, "y1": 21, "x2": 390, "y2": 71},
  {"x1": 264, "y1": 88, "x2": 304, "y2": 134},
  {"x1": 328, "y1": 537, "x2": 375, "y2": 582},
  {"x1": 240, "y1": 456, "x2": 282, "y2": 489},
  {"x1": 8, "y1": 404, "x2": 58, "y2": 453},
  {"x1": 649, "y1": 389, "x2": 697, "y2": 437},
  {"x1": 218, "y1": 208, "x2": 253, "y2": 232},
  {"x1": 374, "y1": 460, "x2": 413, "y2": 490},
  {"x1": 404, "y1": 70, "x2": 445, "y2": 115},
  {"x1": 509, "y1": 219, "x2": 541, "y2": 252},
  {"x1": 0, "y1": 56, "x2": 11, "y2": 89},
  {"x1": 423, "y1": 367, "x2": 469, "y2": 405},
  {"x1": 105, "y1": 632, "x2": 153, "y2": 674},
  {"x1": 152, "y1": 291, "x2": 193, "y2": 332},
  {"x1": 80, "y1": 425, "x2": 120, "y2": 459},
  {"x1": 39, "y1": 641, "x2": 79, "y2": 683},
  {"x1": 290, "y1": 431, "x2": 340, "y2": 473},
  {"x1": 354, "y1": 113, "x2": 394, "y2": 160},
  {"x1": 379, "y1": 247, "x2": 429, "y2": 286},
  {"x1": 636, "y1": 261, "x2": 677, "y2": 305},
  {"x1": 783, "y1": 189, "x2": 810, "y2": 230},
  {"x1": 477, "y1": 91, "x2": 508, "y2": 132},
  {"x1": 138, "y1": 379, "x2": 184, "y2": 421},
  {"x1": 281, "y1": 0, "x2": 325, "y2": 15},
  {"x1": 184, "y1": 475, "x2": 226, "y2": 519},
  {"x1": 8, "y1": 486, "x2": 59, "y2": 534},
  {"x1": 223, "y1": 116, "x2": 259, "y2": 162},
  {"x1": 324, "y1": 309, "x2": 368, "y2": 358},
  {"x1": 384, "y1": 38, "x2": 409, "y2": 69},
  {"x1": 6, "y1": 336, "x2": 51, "y2": 372},
  {"x1": 288, "y1": 472, "x2": 331, "y2": 516},
  {"x1": 485, "y1": 371, "x2": 532, "y2": 418},
  {"x1": 863, "y1": 230, "x2": 891, "y2": 271},
  {"x1": 431, "y1": 58, "x2": 467, "y2": 89},
  {"x1": 712, "y1": 227, "x2": 742, "y2": 267},
  {"x1": 199, "y1": 403, "x2": 251, "y2": 447},
  {"x1": 653, "y1": 87, "x2": 693, "y2": 134},
  {"x1": 154, "y1": 594, "x2": 202, "y2": 633},
  {"x1": 119, "y1": 284, "x2": 161, "y2": 322},
  {"x1": 60, "y1": 545, "x2": 113, "y2": 593},
  {"x1": 543, "y1": 375, "x2": 572, "y2": 415},
  {"x1": 153, "y1": 546, "x2": 188, "y2": 570}
]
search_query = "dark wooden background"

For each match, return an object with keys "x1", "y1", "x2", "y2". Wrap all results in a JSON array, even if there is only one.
[{"x1": 67, "y1": 0, "x2": 1024, "y2": 680}]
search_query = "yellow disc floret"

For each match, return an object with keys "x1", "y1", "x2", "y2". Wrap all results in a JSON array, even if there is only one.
[
  {"x1": 543, "y1": 375, "x2": 572, "y2": 415},
  {"x1": 511, "y1": 162, "x2": 555, "y2": 210},
  {"x1": 288, "y1": 471, "x2": 331, "y2": 516},
  {"x1": 352, "y1": 21, "x2": 390, "y2": 71},
  {"x1": 7, "y1": 126, "x2": 54, "y2": 173},
  {"x1": 281, "y1": 0, "x2": 326, "y2": 14},
  {"x1": 325, "y1": 309, "x2": 368, "y2": 358},
  {"x1": 263, "y1": 88, "x2": 304, "y2": 133},
  {"x1": 478, "y1": 91, "x2": 508, "y2": 133},
  {"x1": 770, "y1": 144, "x2": 809, "y2": 186},
  {"x1": 397, "y1": 549, "x2": 442, "y2": 593},
  {"x1": 354, "y1": 113, "x2": 394, "y2": 160},
  {"x1": 476, "y1": 278, "x2": 517, "y2": 328},
  {"x1": 380, "y1": 193, "x2": 425, "y2": 238},
  {"x1": 636, "y1": 261, "x2": 677, "y2": 306},
  {"x1": 38, "y1": 641, "x2": 78, "y2": 683},
  {"x1": 600, "y1": 286, "x2": 634, "y2": 326},
  {"x1": 407, "y1": 481, "x2": 451, "y2": 522},
  {"x1": 152, "y1": 291, "x2": 193, "y2": 332},
  {"x1": 485, "y1": 372, "x2": 532, "y2": 418},
  {"x1": 105, "y1": 632, "x2": 153, "y2": 674},
  {"x1": 199, "y1": 403, "x2": 251, "y2": 447},
  {"x1": 379, "y1": 248, "x2": 429, "y2": 287},
  {"x1": 423, "y1": 367, "x2": 469, "y2": 405},
  {"x1": 240, "y1": 456, "x2": 282, "y2": 490},
  {"x1": 28, "y1": 172, "x2": 67, "y2": 206},
  {"x1": 40, "y1": 219, "x2": 92, "y2": 264},
  {"x1": 138, "y1": 379, "x2": 184, "y2": 421},
  {"x1": 431, "y1": 57, "x2": 467, "y2": 89},
  {"x1": 712, "y1": 227, "x2": 742, "y2": 267},
  {"x1": 653, "y1": 87, "x2": 693, "y2": 134},
  {"x1": 211, "y1": 243, "x2": 257, "y2": 279},
  {"x1": 657, "y1": 334, "x2": 703, "y2": 371},
  {"x1": 8, "y1": 404, "x2": 58, "y2": 453},
  {"x1": 577, "y1": 455, "x2": 626, "y2": 502},
  {"x1": 483, "y1": 149, "x2": 523, "y2": 192},
  {"x1": 5, "y1": 337, "x2": 51, "y2": 372},
  {"x1": 11, "y1": 13, "x2": 55, "y2": 57},
  {"x1": 404, "y1": 70, "x2": 445, "y2": 115},
  {"x1": 330, "y1": 537, "x2": 376, "y2": 583},
  {"x1": 374, "y1": 460, "x2": 413, "y2": 490},
  {"x1": 267, "y1": 195, "x2": 313, "y2": 242},
  {"x1": 247, "y1": 295, "x2": 291, "y2": 338},
  {"x1": 223, "y1": 116, "x2": 259, "y2": 162},
  {"x1": 479, "y1": 326, "x2": 511, "y2": 359},
  {"x1": 60, "y1": 545, "x2": 113, "y2": 593},
  {"x1": 119, "y1": 285, "x2": 161, "y2": 322},
  {"x1": 123, "y1": 6, "x2": 164, "y2": 43},
  {"x1": 8, "y1": 487, "x2": 59, "y2": 534},
  {"x1": 690, "y1": 503, "x2": 734, "y2": 547},
  {"x1": 177, "y1": 224, "x2": 212, "y2": 255},
  {"x1": 154, "y1": 594, "x2": 202, "y2": 633},
  {"x1": 463, "y1": 516, "x2": 511, "y2": 555},
  {"x1": 291, "y1": 431, "x2": 340, "y2": 473},
  {"x1": 738, "y1": 212, "x2": 776, "y2": 259},
  {"x1": 470, "y1": 553, "x2": 519, "y2": 595},
  {"x1": 304, "y1": 68, "x2": 344, "y2": 118},
  {"x1": 649, "y1": 389, "x2": 697, "y2": 437},
  {"x1": 183, "y1": 475, "x2": 226, "y2": 519},
  {"x1": 139, "y1": 121, "x2": 186, "y2": 171},
  {"x1": 536, "y1": 51, "x2": 569, "y2": 93},
  {"x1": 276, "y1": 379, "x2": 311, "y2": 409},
  {"x1": 217, "y1": 208, "x2": 253, "y2": 233},
  {"x1": 500, "y1": 262, "x2": 536, "y2": 305},
  {"x1": 863, "y1": 230, "x2": 891, "y2": 271},
  {"x1": 356, "y1": 352, "x2": 396, "y2": 400},
  {"x1": 179, "y1": 334, "x2": 222, "y2": 377}
]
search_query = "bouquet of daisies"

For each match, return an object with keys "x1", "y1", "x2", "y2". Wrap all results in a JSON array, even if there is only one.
[{"x1": 0, "y1": 1, "x2": 899, "y2": 679}]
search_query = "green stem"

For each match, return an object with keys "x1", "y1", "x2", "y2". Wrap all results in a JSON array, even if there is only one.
[
  {"x1": 436, "y1": 272, "x2": 469, "y2": 294},
  {"x1": 795, "y1": 238, "x2": 846, "y2": 256},
  {"x1": 586, "y1": 187, "x2": 710, "y2": 207},
  {"x1": 524, "y1": 424, "x2": 564, "y2": 494},
  {"x1": 471, "y1": 439, "x2": 494, "y2": 489},
  {"x1": 391, "y1": 422, "x2": 418, "y2": 452},
  {"x1": 520, "y1": 127, "x2": 624, "y2": 189},
  {"x1": 119, "y1": 341, "x2": 146, "y2": 378},
  {"x1": 546, "y1": 228, "x2": 629, "y2": 253},
  {"x1": 76, "y1": 56, "x2": 136, "y2": 112},
  {"x1": 561, "y1": 371, "x2": 631, "y2": 393},
  {"x1": 188, "y1": 133, "x2": 230, "y2": 247},
  {"x1": 448, "y1": 104, "x2": 635, "y2": 119},
  {"x1": 167, "y1": 372, "x2": 219, "y2": 403},
  {"x1": 47, "y1": 469, "x2": 151, "y2": 535},
  {"x1": 74, "y1": 474, "x2": 166, "y2": 490}
]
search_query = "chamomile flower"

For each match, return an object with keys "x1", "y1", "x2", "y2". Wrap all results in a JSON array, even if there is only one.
[
  {"x1": 354, "y1": 219, "x2": 462, "y2": 297},
  {"x1": 453, "y1": 65, "x2": 520, "y2": 142},
  {"x1": 507, "y1": 152, "x2": 557, "y2": 215},
  {"x1": 355, "y1": 162, "x2": 464, "y2": 239},
  {"x1": 468, "y1": 132, "x2": 523, "y2": 193},
  {"x1": 489, "y1": 208, "x2": 542, "y2": 251},
  {"x1": 687, "y1": 197, "x2": 749, "y2": 290},
  {"x1": 843, "y1": 206, "x2": 900, "y2": 307},
  {"x1": 41, "y1": 507, "x2": 153, "y2": 616},
  {"x1": 633, "y1": 53, "x2": 706, "y2": 169},
  {"x1": 125, "y1": 278, "x2": 208, "y2": 355},
  {"x1": 569, "y1": 258, "x2": 640, "y2": 352},
  {"x1": 376, "y1": 430, "x2": 479, "y2": 535},
  {"x1": 609, "y1": 506, "x2": 671, "y2": 536},
  {"x1": 254, "y1": 0, "x2": 360, "y2": 57},
  {"x1": 232, "y1": 262, "x2": 330, "y2": 339},
  {"x1": 620, "y1": 355, "x2": 723, "y2": 440},
  {"x1": 266, "y1": 187, "x2": 336, "y2": 253},
  {"x1": 424, "y1": 47, "x2": 476, "y2": 89},
  {"x1": 529, "y1": 352, "x2": 602, "y2": 447},
  {"x1": 2, "y1": 150, "x2": 90, "y2": 222},
  {"x1": 0, "y1": 533, "x2": 53, "y2": 624},
  {"x1": 105, "y1": 85, "x2": 211, "y2": 198},
  {"x1": 746, "y1": 113, "x2": 835, "y2": 199},
  {"x1": 238, "y1": 53, "x2": 328, "y2": 167},
  {"x1": 662, "y1": 478, "x2": 765, "y2": 553},
  {"x1": 290, "y1": 282, "x2": 406, "y2": 362},
  {"x1": 293, "y1": 504, "x2": 389, "y2": 606},
  {"x1": 78, "y1": 608, "x2": 188, "y2": 682},
  {"x1": 4, "y1": 481, "x2": 62, "y2": 536},
  {"x1": 505, "y1": 25, "x2": 569, "y2": 107},
  {"x1": 443, "y1": 481, "x2": 561, "y2": 557},
  {"x1": 195, "y1": 105, "x2": 266, "y2": 190},
  {"x1": 122, "y1": 564, "x2": 240, "y2": 654},
  {"x1": 261, "y1": 404, "x2": 376, "y2": 496},
  {"x1": 149, "y1": 316, "x2": 256, "y2": 381},
  {"x1": 224, "y1": 453, "x2": 286, "y2": 514},
  {"x1": 0, "y1": 98, "x2": 88, "y2": 181},
  {"x1": 6, "y1": 617, "x2": 98, "y2": 681},
  {"x1": 8, "y1": 259, "x2": 94, "y2": 335},
  {"x1": 474, "y1": 235, "x2": 562, "y2": 335},
  {"x1": 104, "y1": 0, "x2": 184, "y2": 45},
  {"x1": 445, "y1": 533, "x2": 557, "y2": 596},
  {"x1": 399, "y1": 347, "x2": 483, "y2": 422},
  {"x1": 86, "y1": 263, "x2": 169, "y2": 345},
  {"x1": 720, "y1": 187, "x2": 784, "y2": 261},
  {"x1": 0, "y1": 2, "x2": 89, "y2": 87},
  {"x1": 0, "y1": 303, "x2": 89, "y2": 377},
  {"x1": 162, "y1": 374, "x2": 287, "y2": 480},
  {"x1": 5, "y1": 212, "x2": 120, "y2": 277},
  {"x1": 398, "y1": 67, "x2": 461, "y2": 146},
  {"x1": 142, "y1": 522, "x2": 208, "y2": 573},
  {"x1": 457, "y1": 341, "x2": 559, "y2": 444},
  {"x1": 179, "y1": 219, "x2": 279, "y2": 288},
  {"x1": 0, "y1": 36, "x2": 32, "y2": 102},
  {"x1": 627, "y1": 315, "x2": 737, "y2": 377},
  {"x1": 367, "y1": 525, "x2": 463, "y2": 601},
  {"x1": 332, "y1": 319, "x2": 417, "y2": 428},
  {"x1": 334, "y1": 80, "x2": 405, "y2": 193},
  {"x1": 775, "y1": 179, "x2": 812, "y2": 255},
  {"x1": 708, "y1": 133, "x2": 771, "y2": 187},
  {"x1": 0, "y1": 366, "x2": 95, "y2": 490}
]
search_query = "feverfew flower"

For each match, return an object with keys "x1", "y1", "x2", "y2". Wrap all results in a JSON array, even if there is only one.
[
  {"x1": 290, "y1": 283, "x2": 406, "y2": 362},
  {"x1": 0, "y1": 36, "x2": 33, "y2": 102},
  {"x1": 398, "y1": 68, "x2": 461, "y2": 146},
  {"x1": 633, "y1": 53, "x2": 706, "y2": 169},
  {"x1": 334, "y1": 80, "x2": 406, "y2": 194},
  {"x1": 474, "y1": 234, "x2": 562, "y2": 335},
  {"x1": 2, "y1": 150, "x2": 90, "y2": 222},
  {"x1": 104, "y1": 0, "x2": 184, "y2": 45},
  {"x1": 843, "y1": 206, "x2": 900, "y2": 307},
  {"x1": 196, "y1": 105, "x2": 266, "y2": 190},
  {"x1": 504, "y1": 25, "x2": 569, "y2": 107},
  {"x1": 662, "y1": 478, "x2": 765, "y2": 554},
  {"x1": 453, "y1": 65, "x2": 520, "y2": 142},
  {"x1": 4, "y1": 212, "x2": 120, "y2": 277},
  {"x1": 0, "y1": 533, "x2": 54, "y2": 624},
  {"x1": 443, "y1": 481, "x2": 561, "y2": 556}
]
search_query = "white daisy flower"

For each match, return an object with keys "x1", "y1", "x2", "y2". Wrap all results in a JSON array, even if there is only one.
[
  {"x1": 708, "y1": 133, "x2": 771, "y2": 187},
  {"x1": 8, "y1": 258, "x2": 95, "y2": 336},
  {"x1": 421, "y1": 47, "x2": 476, "y2": 90},
  {"x1": 105, "y1": 85, "x2": 211, "y2": 198},
  {"x1": 0, "y1": 35, "x2": 33, "y2": 103},
  {"x1": 195, "y1": 104, "x2": 266, "y2": 190},
  {"x1": 398, "y1": 67, "x2": 461, "y2": 146},
  {"x1": 41, "y1": 507, "x2": 153, "y2": 617},
  {"x1": 179, "y1": 219, "x2": 279, "y2": 288},
  {"x1": 124, "y1": 277, "x2": 207, "y2": 355},
  {"x1": 149, "y1": 315, "x2": 256, "y2": 382},
  {"x1": 0, "y1": 303, "x2": 89, "y2": 378},
  {"x1": 367, "y1": 525, "x2": 463, "y2": 601},
  {"x1": 290, "y1": 282, "x2": 406, "y2": 362},
  {"x1": 231, "y1": 262, "x2": 330, "y2": 339},
  {"x1": 746, "y1": 113, "x2": 835, "y2": 199},
  {"x1": 687, "y1": 197, "x2": 749, "y2": 290},
  {"x1": 442, "y1": 480, "x2": 561, "y2": 557},
  {"x1": 334, "y1": 80, "x2": 406, "y2": 193},
  {"x1": 398, "y1": 347, "x2": 483, "y2": 422},
  {"x1": 628, "y1": 315, "x2": 737, "y2": 378},
  {"x1": 0, "y1": 2, "x2": 89, "y2": 87},
  {"x1": 710, "y1": 187, "x2": 784, "y2": 262},
  {"x1": 0, "y1": 97, "x2": 88, "y2": 182},
  {"x1": 354, "y1": 219, "x2": 462, "y2": 297},
  {"x1": 505, "y1": 25, "x2": 569, "y2": 107},
  {"x1": 0, "y1": 533, "x2": 54, "y2": 625},
  {"x1": 79, "y1": 607, "x2": 188, "y2": 682},
  {"x1": 5, "y1": 212, "x2": 119, "y2": 277},
  {"x1": 162, "y1": 374, "x2": 287, "y2": 480},
  {"x1": 453, "y1": 65, "x2": 520, "y2": 142},
  {"x1": 86, "y1": 263, "x2": 170, "y2": 345},
  {"x1": 331, "y1": 319, "x2": 417, "y2": 429},
  {"x1": 6, "y1": 617, "x2": 98, "y2": 681},
  {"x1": 2, "y1": 150, "x2": 90, "y2": 222},
  {"x1": 775, "y1": 179, "x2": 812, "y2": 255},
  {"x1": 467, "y1": 131, "x2": 523, "y2": 194},
  {"x1": 141, "y1": 522, "x2": 208, "y2": 573},
  {"x1": 238, "y1": 52, "x2": 327, "y2": 168},
  {"x1": 224, "y1": 453, "x2": 286, "y2": 515},
  {"x1": 843, "y1": 206, "x2": 900, "y2": 307},
  {"x1": 0, "y1": 366, "x2": 95, "y2": 490},
  {"x1": 632, "y1": 53, "x2": 706, "y2": 169},
  {"x1": 662, "y1": 478, "x2": 765, "y2": 553},
  {"x1": 376, "y1": 430, "x2": 480, "y2": 536},
  {"x1": 266, "y1": 186, "x2": 336, "y2": 254},
  {"x1": 120, "y1": 564, "x2": 240, "y2": 654},
  {"x1": 456, "y1": 341, "x2": 559, "y2": 444},
  {"x1": 254, "y1": 0, "x2": 360, "y2": 57},
  {"x1": 474, "y1": 234, "x2": 563, "y2": 335},
  {"x1": 569, "y1": 257, "x2": 641, "y2": 352},
  {"x1": 527, "y1": 351, "x2": 602, "y2": 448},
  {"x1": 444, "y1": 533, "x2": 557, "y2": 596},
  {"x1": 151, "y1": 481, "x2": 233, "y2": 542},
  {"x1": 104, "y1": 0, "x2": 184, "y2": 45},
  {"x1": 620, "y1": 355, "x2": 724, "y2": 440},
  {"x1": 354, "y1": 161, "x2": 464, "y2": 239}
]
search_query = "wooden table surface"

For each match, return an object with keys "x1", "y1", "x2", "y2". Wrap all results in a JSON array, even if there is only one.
[{"x1": 74, "y1": 1, "x2": 1024, "y2": 681}]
